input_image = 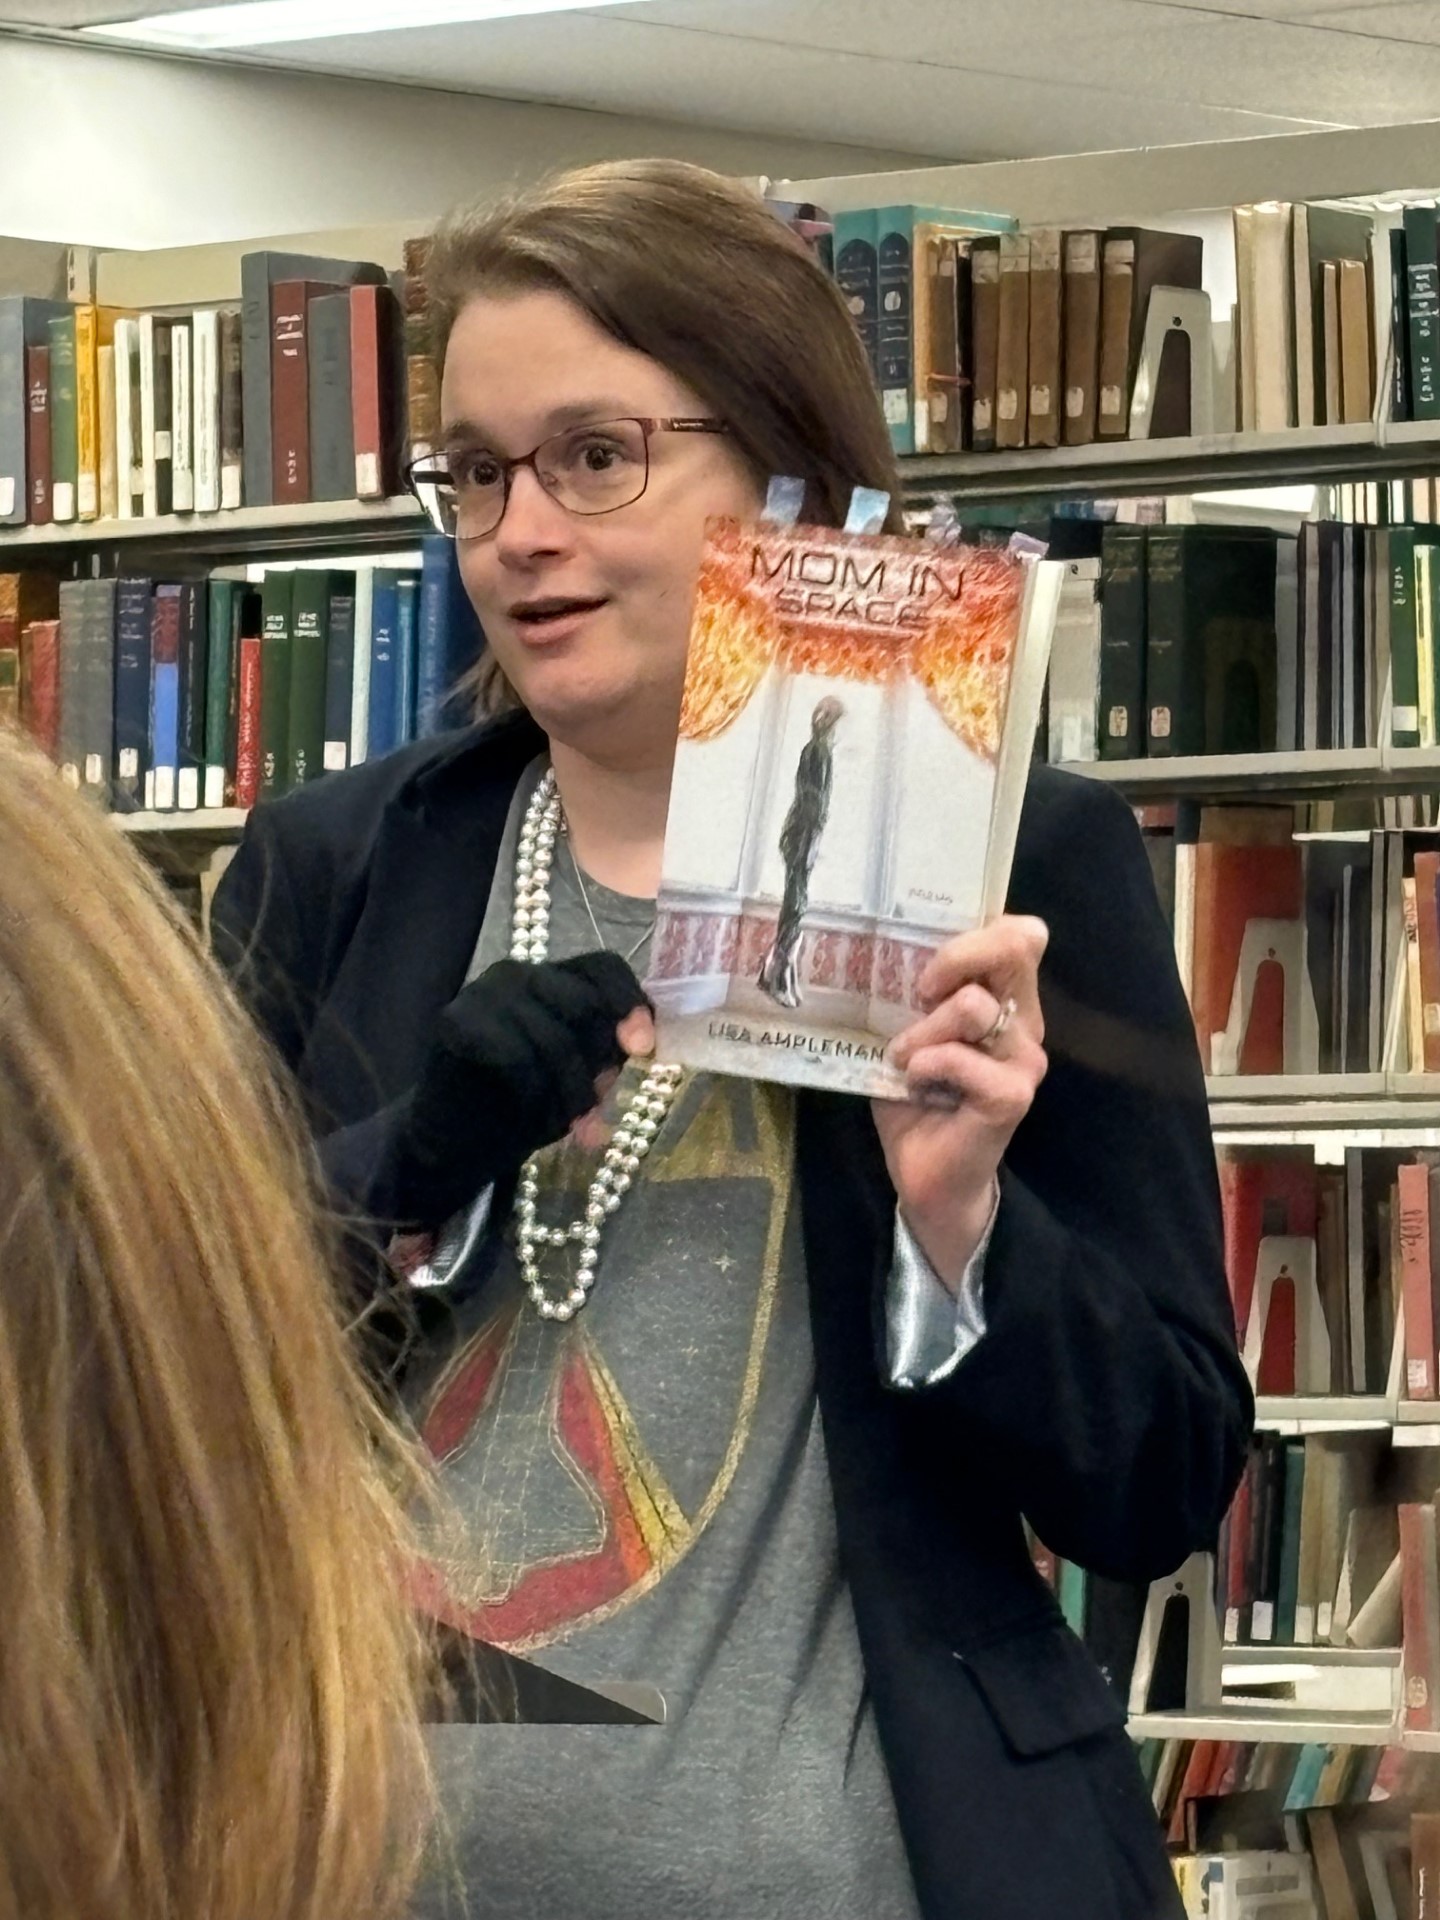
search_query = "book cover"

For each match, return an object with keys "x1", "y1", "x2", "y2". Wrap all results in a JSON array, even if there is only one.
[
  {"x1": 1407, "y1": 205, "x2": 1440, "y2": 422},
  {"x1": 73, "y1": 303, "x2": 119, "y2": 521},
  {"x1": 1144, "y1": 526, "x2": 1280, "y2": 759},
  {"x1": 1339, "y1": 256, "x2": 1375, "y2": 425},
  {"x1": 1061, "y1": 229, "x2": 1102, "y2": 446},
  {"x1": 55, "y1": 579, "x2": 87, "y2": 788},
  {"x1": 287, "y1": 569, "x2": 329, "y2": 787},
  {"x1": 1392, "y1": 527, "x2": 1421, "y2": 748},
  {"x1": 994, "y1": 233, "x2": 1030, "y2": 451},
  {"x1": 365, "y1": 568, "x2": 402, "y2": 761},
  {"x1": 395, "y1": 574, "x2": 420, "y2": 745},
  {"x1": 1392, "y1": 224, "x2": 1412, "y2": 426},
  {"x1": 190, "y1": 309, "x2": 221, "y2": 513},
  {"x1": 176, "y1": 577, "x2": 208, "y2": 809},
  {"x1": 218, "y1": 306, "x2": 243, "y2": 509},
  {"x1": 969, "y1": 236, "x2": 1001, "y2": 452},
  {"x1": 271, "y1": 280, "x2": 330, "y2": 504},
  {"x1": 350, "y1": 282, "x2": 403, "y2": 499},
  {"x1": 1399, "y1": 1159, "x2": 1436, "y2": 1399},
  {"x1": 18, "y1": 617, "x2": 59, "y2": 756},
  {"x1": 97, "y1": 340, "x2": 118, "y2": 519},
  {"x1": 1096, "y1": 233, "x2": 1136, "y2": 440},
  {"x1": 1025, "y1": 228, "x2": 1062, "y2": 448},
  {"x1": 80, "y1": 577, "x2": 117, "y2": 800},
  {"x1": 204, "y1": 575, "x2": 236, "y2": 808},
  {"x1": 112, "y1": 316, "x2": 142, "y2": 518},
  {"x1": 832, "y1": 211, "x2": 879, "y2": 385},
  {"x1": 170, "y1": 320, "x2": 194, "y2": 515},
  {"x1": 1097, "y1": 524, "x2": 1147, "y2": 760},
  {"x1": 234, "y1": 590, "x2": 263, "y2": 809},
  {"x1": 649, "y1": 519, "x2": 1058, "y2": 1097},
  {"x1": 349, "y1": 565, "x2": 374, "y2": 767},
  {"x1": 1293, "y1": 205, "x2": 1374, "y2": 428}
]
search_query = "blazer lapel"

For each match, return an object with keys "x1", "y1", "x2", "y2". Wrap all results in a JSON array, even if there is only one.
[{"x1": 299, "y1": 716, "x2": 544, "y2": 1126}]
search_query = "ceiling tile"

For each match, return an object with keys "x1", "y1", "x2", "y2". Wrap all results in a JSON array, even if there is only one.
[{"x1": 1292, "y1": 2, "x2": 1440, "y2": 40}]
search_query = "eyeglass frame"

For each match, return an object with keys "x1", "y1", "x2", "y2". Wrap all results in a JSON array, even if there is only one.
[{"x1": 404, "y1": 416, "x2": 731, "y2": 540}]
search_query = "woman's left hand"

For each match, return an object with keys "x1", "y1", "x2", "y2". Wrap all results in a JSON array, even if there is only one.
[{"x1": 871, "y1": 915, "x2": 1049, "y2": 1291}]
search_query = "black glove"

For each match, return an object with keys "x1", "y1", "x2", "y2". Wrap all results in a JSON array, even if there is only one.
[{"x1": 383, "y1": 951, "x2": 650, "y2": 1230}]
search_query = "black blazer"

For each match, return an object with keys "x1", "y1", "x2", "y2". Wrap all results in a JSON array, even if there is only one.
[{"x1": 212, "y1": 711, "x2": 1252, "y2": 1920}]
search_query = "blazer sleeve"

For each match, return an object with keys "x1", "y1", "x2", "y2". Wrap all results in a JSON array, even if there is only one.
[
  {"x1": 920, "y1": 771, "x2": 1253, "y2": 1583},
  {"x1": 211, "y1": 799, "x2": 410, "y2": 1227}
]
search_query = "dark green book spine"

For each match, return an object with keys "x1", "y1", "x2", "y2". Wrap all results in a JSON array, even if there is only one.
[
  {"x1": 1406, "y1": 205, "x2": 1440, "y2": 421},
  {"x1": 1392, "y1": 527, "x2": 1420, "y2": 748},
  {"x1": 1273, "y1": 1441, "x2": 1306, "y2": 1644},
  {"x1": 204, "y1": 578, "x2": 234, "y2": 808},
  {"x1": 47, "y1": 311, "x2": 77, "y2": 523},
  {"x1": 258, "y1": 570, "x2": 294, "y2": 799},
  {"x1": 1097, "y1": 525, "x2": 1147, "y2": 760},
  {"x1": 1143, "y1": 527, "x2": 1186, "y2": 757},
  {"x1": 287, "y1": 569, "x2": 329, "y2": 787}
]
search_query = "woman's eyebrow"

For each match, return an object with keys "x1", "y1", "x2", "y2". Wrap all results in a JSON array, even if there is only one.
[{"x1": 439, "y1": 401, "x2": 641, "y2": 450}]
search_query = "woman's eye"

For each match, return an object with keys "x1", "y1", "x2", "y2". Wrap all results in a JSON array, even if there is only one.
[
  {"x1": 578, "y1": 439, "x2": 624, "y2": 472},
  {"x1": 455, "y1": 453, "x2": 503, "y2": 490}
]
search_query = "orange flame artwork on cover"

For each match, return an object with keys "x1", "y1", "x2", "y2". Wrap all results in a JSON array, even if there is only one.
[{"x1": 679, "y1": 518, "x2": 1024, "y2": 751}]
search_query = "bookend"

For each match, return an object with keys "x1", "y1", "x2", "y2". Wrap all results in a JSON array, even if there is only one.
[
  {"x1": 1128, "y1": 1552, "x2": 1223, "y2": 1717},
  {"x1": 1129, "y1": 285, "x2": 1214, "y2": 440},
  {"x1": 1241, "y1": 1234, "x2": 1329, "y2": 1395}
]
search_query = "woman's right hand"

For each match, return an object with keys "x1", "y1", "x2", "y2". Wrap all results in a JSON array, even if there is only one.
[{"x1": 385, "y1": 952, "x2": 653, "y2": 1228}]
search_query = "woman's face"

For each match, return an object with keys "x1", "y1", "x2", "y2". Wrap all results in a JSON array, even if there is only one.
[{"x1": 442, "y1": 287, "x2": 764, "y2": 765}]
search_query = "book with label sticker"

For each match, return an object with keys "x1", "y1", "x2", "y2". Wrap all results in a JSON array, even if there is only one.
[{"x1": 650, "y1": 517, "x2": 1061, "y2": 1097}]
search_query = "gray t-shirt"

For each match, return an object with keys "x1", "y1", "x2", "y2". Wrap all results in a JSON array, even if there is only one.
[{"x1": 410, "y1": 759, "x2": 921, "y2": 1920}]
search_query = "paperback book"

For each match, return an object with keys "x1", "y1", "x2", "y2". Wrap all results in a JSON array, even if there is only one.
[{"x1": 650, "y1": 516, "x2": 1061, "y2": 1096}]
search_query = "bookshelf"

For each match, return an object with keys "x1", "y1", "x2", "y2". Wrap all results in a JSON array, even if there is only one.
[{"x1": 0, "y1": 496, "x2": 428, "y2": 559}]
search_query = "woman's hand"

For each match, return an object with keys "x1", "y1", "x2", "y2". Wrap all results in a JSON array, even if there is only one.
[{"x1": 871, "y1": 916, "x2": 1049, "y2": 1291}]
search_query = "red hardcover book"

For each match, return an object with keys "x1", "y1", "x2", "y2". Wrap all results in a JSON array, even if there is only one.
[
  {"x1": 1191, "y1": 841, "x2": 1304, "y2": 1075},
  {"x1": 235, "y1": 630, "x2": 262, "y2": 808},
  {"x1": 270, "y1": 279, "x2": 339, "y2": 504},
  {"x1": 19, "y1": 617, "x2": 60, "y2": 757},
  {"x1": 1400, "y1": 1160, "x2": 1437, "y2": 1400},
  {"x1": 1415, "y1": 852, "x2": 1440, "y2": 1072},
  {"x1": 25, "y1": 344, "x2": 51, "y2": 525},
  {"x1": 350, "y1": 282, "x2": 402, "y2": 499}
]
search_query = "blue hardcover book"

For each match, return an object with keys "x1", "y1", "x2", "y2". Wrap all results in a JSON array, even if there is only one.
[
  {"x1": 149, "y1": 582, "x2": 182, "y2": 813},
  {"x1": 365, "y1": 568, "x2": 401, "y2": 761},
  {"x1": 112, "y1": 575, "x2": 153, "y2": 810},
  {"x1": 395, "y1": 574, "x2": 420, "y2": 745},
  {"x1": 415, "y1": 534, "x2": 485, "y2": 737}
]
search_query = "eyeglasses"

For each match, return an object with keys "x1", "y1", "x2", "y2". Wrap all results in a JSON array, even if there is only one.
[{"x1": 405, "y1": 416, "x2": 730, "y2": 541}]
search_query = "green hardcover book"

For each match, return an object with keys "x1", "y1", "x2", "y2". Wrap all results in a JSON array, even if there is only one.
[
  {"x1": 1097, "y1": 524, "x2": 1148, "y2": 760},
  {"x1": 1406, "y1": 204, "x2": 1440, "y2": 421},
  {"x1": 204, "y1": 576, "x2": 236, "y2": 808},
  {"x1": 258, "y1": 569, "x2": 294, "y2": 799},
  {"x1": 832, "y1": 210, "x2": 880, "y2": 385},
  {"x1": 46, "y1": 310, "x2": 78, "y2": 524},
  {"x1": 287, "y1": 569, "x2": 330, "y2": 788},
  {"x1": 1056, "y1": 1559, "x2": 1087, "y2": 1636},
  {"x1": 1144, "y1": 525, "x2": 1279, "y2": 758},
  {"x1": 1274, "y1": 1440, "x2": 1306, "y2": 1644},
  {"x1": 1391, "y1": 526, "x2": 1421, "y2": 749}
]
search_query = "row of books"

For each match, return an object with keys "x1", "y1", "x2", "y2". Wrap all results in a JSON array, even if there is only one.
[
  {"x1": 1138, "y1": 806, "x2": 1440, "y2": 1078},
  {"x1": 1216, "y1": 1434, "x2": 1398, "y2": 1652},
  {"x1": 1041, "y1": 519, "x2": 1434, "y2": 767},
  {"x1": 0, "y1": 239, "x2": 436, "y2": 528},
  {"x1": 0, "y1": 541, "x2": 481, "y2": 810},
  {"x1": 1163, "y1": 1809, "x2": 1437, "y2": 1919}
]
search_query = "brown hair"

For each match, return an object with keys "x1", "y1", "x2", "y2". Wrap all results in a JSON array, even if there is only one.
[
  {"x1": 0, "y1": 732, "x2": 434, "y2": 1920},
  {"x1": 425, "y1": 156, "x2": 906, "y2": 714}
]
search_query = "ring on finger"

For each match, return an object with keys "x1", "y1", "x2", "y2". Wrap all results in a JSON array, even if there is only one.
[{"x1": 976, "y1": 994, "x2": 1018, "y2": 1053}]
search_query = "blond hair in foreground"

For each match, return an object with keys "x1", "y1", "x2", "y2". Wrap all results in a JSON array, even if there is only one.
[{"x1": 0, "y1": 731, "x2": 433, "y2": 1920}]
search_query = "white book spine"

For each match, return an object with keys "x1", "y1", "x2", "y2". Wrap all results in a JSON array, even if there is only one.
[
  {"x1": 113, "y1": 319, "x2": 136, "y2": 520},
  {"x1": 204, "y1": 762, "x2": 225, "y2": 810},
  {"x1": 177, "y1": 765, "x2": 199, "y2": 810},
  {"x1": 349, "y1": 564, "x2": 373, "y2": 766},
  {"x1": 97, "y1": 343, "x2": 118, "y2": 520},
  {"x1": 170, "y1": 321, "x2": 193, "y2": 514},
  {"x1": 192, "y1": 310, "x2": 220, "y2": 513},
  {"x1": 138, "y1": 313, "x2": 159, "y2": 519}
]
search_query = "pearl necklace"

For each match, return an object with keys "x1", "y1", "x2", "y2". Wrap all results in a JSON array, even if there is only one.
[{"x1": 511, "y1": 770, "x2": 683, "y2": 1323}]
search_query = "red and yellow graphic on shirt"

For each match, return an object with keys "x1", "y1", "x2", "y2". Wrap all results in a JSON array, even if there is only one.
[{"x1": 409, "y1": 1075, "x2": 792, "y2": 1654}]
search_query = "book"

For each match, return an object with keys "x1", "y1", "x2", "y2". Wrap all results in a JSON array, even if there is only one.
[
  {"x1": 176, "y1": 577, "x2": 207, "y2": 809},
  {"x1": 204, "y1": 576, "x2": 236, "y2": 808},
  {"x1": 112, "y1": 576, "x2": 152, "y2": 809},
  {"x1": 1097, "y1": 524, "x2": 1147, "y2": 760},
  {"x1": 1292, "y1": 205, "x2": 1374, "y2": 428},
  {"x1": 1025, "y1": 228, "x2": 1062, "y2": 448},
  {"x1": 1237, "y1": 202, "x2": 1297, "y2": 430},
  {"x1": 1322, "y1": 261, "x2": 1342, "y2": 426},
  {"x1": 322, "y1": 571, "x2": 357, "y2": 773},
  {"x1": 395, "y1": 574, "x2": 420, "y2": 745},
  {"x1": 308, "y1": 290, "x2": 355, "y2": 502},
  {"x1": 1144, "y1": 526, "x2": 1280, "y2": 758},
  {"x1": 648, "y1": 517, "x2": 1061, "y2": 1095},
  {"x1": 259, "y1": 569, "x2": 295, "y2": 798},
  {"x1": 97, "y1": 341, "x2": 117, "y2": 520},
  {"x1": 271, "y1": 280, "x2": 333, "y2": 505},
  {"x1": 832, "y1": 212, "x2": 879, "y2": 385},
  {"x1": 234, "y1": 589, "x2": 263, "y2": 809},
  {"x1": 1061, "y1": 229, "x2": 1102, "y2": 446},
  {"x1": 1096, "y1": 232, "x2": 1136, "y2": 441},
  {"x1": 218, "y1": 306, "x2": 243, "y2": 509},
  {"x1": 415, "y1": 532, "x2": 483, "y2": 739},
  {"x1": 79, "y1": 578, "x2": 117, "y2": 800},
  {"x1": 24, "y1": 346, "x2": 51, "y2": 525},
  {"x1": 190, "y1": 309, "x2": 220, "y2": 514},
  {"x1": 366, "y1": 568, "x2": 402, "y2": 761},
  {"x1": 112, "y1": 316, "x2": 142, "y2": 519},
  {"x1": 969, "y1": 237, "x2": 1001, "y2": 452},
  {"x1": 55, "y1": 579, "x2": 87, "y2": 788},
  {"x1": 1399, "y1": 1159, "x2": 1437, "y2": 1398},
  {"x1": 149, "y1": 582, "x2": 182, "y2": 811},
  {"x1": 170, "y1": 320, "x2": 193, "y2": 515},
  {"x1": 1392, "y1": 527, "x2": 1421, "y2": 748},
  {"x1": 913, "y1": 229, "x2": 959, "y2": 455},
  {"x1": 286, "y1": 570, "x2": 330, "y2": 788},
  {"x1": 994, "y1": 233, "x2": 1030, "y2": 450},
  {"x1": 1391, "y1": 225, "x2": 1412, "y2": 425},
  {"x1": 350, "y1": 282, "x2": 403, "y2": 499},
  {"x1": 73, "y1": 303, "x2": 119, "y2": 521},
  {"x1": 1407, "y1": 205, "x2": 1440, "y2": 421},
  {"x1": 1338, "y1": 257, "x2": 1374, "y2": 425},
  {"x1": 349, "y1": 564, "x2": 373, "y2": 766},
  {"x1": 18, "y1": 617, "x2": 59, "y2": 755},
  {"x1": 1, "y1": 632, "x2": 22, "y2": 730},
  {"x1": 1401, "y1": 1500, "x2": 1440, "y2": 1732}
]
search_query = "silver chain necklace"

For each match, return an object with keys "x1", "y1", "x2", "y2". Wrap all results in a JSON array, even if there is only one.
[
  {"x1": 566, "y1": 841, "x2": 656, "y2": 966},
  {"x1": 511, "y1": 770, "x2": 682, "y2": 1323}
]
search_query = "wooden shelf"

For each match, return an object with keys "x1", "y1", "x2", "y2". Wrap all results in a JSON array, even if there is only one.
[{"x1": 0, "y1": 495, "x2": 428, "y2": 558}]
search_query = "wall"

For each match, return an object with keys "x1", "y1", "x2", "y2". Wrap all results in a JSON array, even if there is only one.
[{"x1": 0, "y1": 32, "x2": 923, "y2": 250}]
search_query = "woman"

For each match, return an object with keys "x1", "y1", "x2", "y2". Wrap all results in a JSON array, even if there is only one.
[
  {"x1": 214, "y1": 158, "x2": 1252, "y2": 1920},
  {"x1": 0, "y1": 731, "x2": 433, "y2": 1920}
]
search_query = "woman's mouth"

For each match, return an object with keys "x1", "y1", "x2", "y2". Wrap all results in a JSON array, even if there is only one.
[{"x1": 508, "y1": 595, "x2": 610, "y2": 643}]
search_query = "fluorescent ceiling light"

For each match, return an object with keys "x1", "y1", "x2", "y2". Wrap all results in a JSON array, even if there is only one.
[{"x1": 86, "y1": 0, "x2": 647, "y2": 51}]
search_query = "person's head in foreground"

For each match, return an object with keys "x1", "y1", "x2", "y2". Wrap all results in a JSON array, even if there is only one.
[{"x1": 0, "y1": 730, "x2": 433, "y2": 1920}]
